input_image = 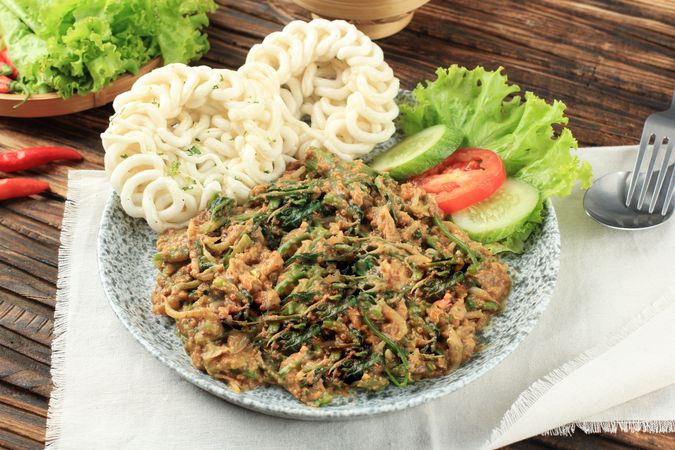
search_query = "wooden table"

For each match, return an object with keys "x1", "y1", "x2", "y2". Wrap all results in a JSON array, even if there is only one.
[{"x1": 0, "y1": 1, "x2": 674, "y2": 448}]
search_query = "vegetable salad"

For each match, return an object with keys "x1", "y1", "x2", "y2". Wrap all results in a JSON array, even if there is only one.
[
  {"x1": 398, "y1": 65, "x2": 592, "y2": 252},
  {"x1": 0, "y1": 0, "x2": 216, "y2": 98},
  {"x1": 151, "y1": 149, "x2": 510, "y2": 405}
]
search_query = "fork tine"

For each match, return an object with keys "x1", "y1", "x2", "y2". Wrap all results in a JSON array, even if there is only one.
[
  {"x1": 626, "y1": 129, "x2": 652, "y2": 207},
  {"x1": 661, "y1": 163, "x2": 675, "y2": 216},
  {"x1": 637, "y1": 136, "x2": 663, "y2": 210},
  {"x1": 648, "y1": 138, "x2": 674, "y2": 213},
  {"x1": 637, "y1": 135, "x2": 664, "y2": 210}
]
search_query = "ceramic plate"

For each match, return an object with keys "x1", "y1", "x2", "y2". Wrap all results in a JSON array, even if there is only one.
[
  {"x1": 97, "y1": 199, "x2": 559, "y2": 420},
  {"x1": 97, "y1": 92, "x2": 560, "y2": 420}
]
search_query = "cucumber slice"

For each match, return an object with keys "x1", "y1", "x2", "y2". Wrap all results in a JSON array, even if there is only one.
[
  {"x1": 451, "y1": 179, "x2": 539, "y2": 243},
  {"x1": 369, "y1": 124, "x2": 462, "y2": 181}
]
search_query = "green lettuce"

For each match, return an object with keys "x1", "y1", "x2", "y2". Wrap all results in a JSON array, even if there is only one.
[
  {"x1": 400, "y1": 65, "x2": 592, "y2": 253},
  {"x1": 0, "y1": 0, "x2": 216, "y2": 98},
  {"x1": 0, "y1": 2, "x2": 51, "y2": 92}
]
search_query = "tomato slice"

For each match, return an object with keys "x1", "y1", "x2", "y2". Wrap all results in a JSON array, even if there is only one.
[{"x1": 412, "y1": 148, "x2": 506, "y2": 214}]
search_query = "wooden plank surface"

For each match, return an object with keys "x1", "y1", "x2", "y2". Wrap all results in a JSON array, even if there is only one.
[{"x1": 0, "y1": 0, "x2": 674, "y2": 447}]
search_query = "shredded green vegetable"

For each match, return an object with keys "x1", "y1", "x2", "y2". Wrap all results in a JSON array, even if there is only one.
[
  {"x1": 151, "y1": 149, "x2": 510, "y2": 406},
  {"x1": 359, "y1": 302, "x2": 409, "y2": 387}
]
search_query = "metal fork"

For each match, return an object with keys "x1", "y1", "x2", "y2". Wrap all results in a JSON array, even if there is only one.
[{"x1": 625, "y1": 90, "x2": 675, "y2": 215}]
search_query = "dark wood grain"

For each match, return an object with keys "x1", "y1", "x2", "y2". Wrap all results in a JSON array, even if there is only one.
[{"x1": 0, "y1": 0, "x2": 673, "y2": 447}]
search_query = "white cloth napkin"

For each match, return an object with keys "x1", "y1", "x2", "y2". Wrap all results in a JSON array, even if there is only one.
[{"x1": 47, "y1": 146, "x2": 675, "y2": 450}]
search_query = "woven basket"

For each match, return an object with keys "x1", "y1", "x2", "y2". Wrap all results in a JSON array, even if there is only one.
[{"x1": 292, "y1": 0, "x2": 430, "y2": 39}]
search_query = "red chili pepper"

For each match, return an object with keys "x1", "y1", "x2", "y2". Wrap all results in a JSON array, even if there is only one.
[
  {"x1": 0, "y1": 178, "x2": 50, "y2": 200},
  {"x1": 0, "y1": 146, "x2": 83, "y2": 172},
  {"x1": 0, "y1": 49, "x2": 18, "y2": 79},
  {"x1": 0, "y1": 75, "x2": 12, "y2": 93}
]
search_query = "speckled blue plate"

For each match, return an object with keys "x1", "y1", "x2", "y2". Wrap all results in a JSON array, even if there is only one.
[
  {"x1": 97, "y1": 91, "x2": 560, "y2": 420},
  {"x1": 97, "y1": 196, "x2": 559, "y2": 420}
]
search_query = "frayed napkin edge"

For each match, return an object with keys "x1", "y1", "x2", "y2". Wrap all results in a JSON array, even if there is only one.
[
  {"x1": 485, "y1": 286, "x2": 675, "y2": 449},
  {"x1": 545, "y1": 420, "x2": 675, "y2": 436},
  {"x1": 46, "y1": 170, "x2": 86, "y2": 448}
]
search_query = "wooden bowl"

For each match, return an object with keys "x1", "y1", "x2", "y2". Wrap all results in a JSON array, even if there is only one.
[
  {"x1": 0, "y1": 57, "x2": 162, "y2": 118},
  {"x1": 292, "y1": 0, "x2": 430, "y2": 39}
]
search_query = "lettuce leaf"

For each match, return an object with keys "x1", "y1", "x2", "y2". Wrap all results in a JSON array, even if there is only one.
[
  {"x1": 400, "y1": 65, "x2": 592, "y2": 253},
  {"x1": 0, "y1": 0, "x2": 216, "y2": 98},
  {"x1": 0, "y1": 2, "x2": 51, "y2": 92}
]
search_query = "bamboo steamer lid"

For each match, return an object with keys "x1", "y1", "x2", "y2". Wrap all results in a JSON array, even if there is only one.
[{"x1": 293, "y1": 0, "x2": 430, "y2": 39}]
